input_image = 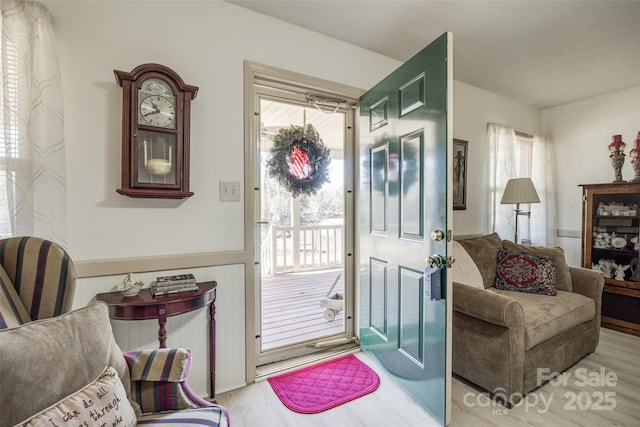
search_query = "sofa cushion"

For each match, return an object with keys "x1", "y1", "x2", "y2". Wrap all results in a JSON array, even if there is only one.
[
  {"x1": 503, "y1": 240, "x2": 573, "y2": 292},
  {"x1": 17, "y1": 366, "x2": 137, "y2": 427},
  {"x1": 0, "y1": 264, "x2": 31, "y2": 329},
  {"x1": 489, "y1": 289, "x2": 595, "y2": 350},
  {"x1": 495, "y1": 248, "x2": 558, "y2": 296},
  {"x1": 451, "y1": 241, "x2": 484, "y2": 289},
  {"x1": 457, "y1": 233, "x2": 504, "y2": 289},
  {"x1": 0, "y1": 301, "x2": 140, "y2": 426}
]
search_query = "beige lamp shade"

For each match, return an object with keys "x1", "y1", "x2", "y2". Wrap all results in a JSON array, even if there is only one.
[{"x1": 501, "y1": 178, "x2": 540, "y2": 204}]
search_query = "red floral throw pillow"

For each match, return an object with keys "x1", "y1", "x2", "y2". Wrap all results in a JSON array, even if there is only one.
[{"x1": 495, "y1": 248, "x2": 558, "y2": 296}]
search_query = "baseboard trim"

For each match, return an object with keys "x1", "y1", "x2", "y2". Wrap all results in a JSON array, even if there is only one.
[
  {"x1": 454, "y1": 230, "x2": 582, "y2": 240},
  {"x1": 75, "y1": 250, "x2": 247, "y2": 278},
  {"x1": 76, "y1": 229, "x2": 581, "y2": 278},
  {"x1": 557, "y1": 229, "x2": 581, "y2": 238}
]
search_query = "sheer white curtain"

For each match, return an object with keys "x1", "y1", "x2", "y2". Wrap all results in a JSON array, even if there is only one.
[
  {"x1": 531, "y1": 134, "x2": 557, "y2": 246},
  {"x1": 486, "y1": 123, "x2": 557, "y2": 246},
  {"x1": 1, "y1": 1, "x2": 67, "y2": 244},
  {"x1": 487, "y1": 123, "x2": 517, "y2": 240}
]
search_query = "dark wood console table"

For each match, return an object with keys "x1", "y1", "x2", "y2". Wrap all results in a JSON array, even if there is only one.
[{"x1": 96, "y1": 281, "x2": 217, "y2": 397}]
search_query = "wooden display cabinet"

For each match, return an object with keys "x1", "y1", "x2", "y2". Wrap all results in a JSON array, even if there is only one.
[{"x1": 581, "y1": 183, "x2": 640, "y2": 336}]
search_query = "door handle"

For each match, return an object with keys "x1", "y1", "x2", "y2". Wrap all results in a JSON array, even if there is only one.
[{"x1": 426, "y1": 254, "x2": 445, "y2": 268}]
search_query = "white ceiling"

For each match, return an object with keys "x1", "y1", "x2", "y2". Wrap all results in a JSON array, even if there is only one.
[{"x1": 228, "y1": 0, "x2": 640, "y2": 109}]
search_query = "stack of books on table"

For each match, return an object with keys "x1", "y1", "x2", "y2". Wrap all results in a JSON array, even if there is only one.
[{"x1": 151, "y1": 274, "x2": 198, "y2": 296}]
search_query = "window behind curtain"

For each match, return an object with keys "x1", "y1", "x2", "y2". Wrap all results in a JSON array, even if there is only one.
[
  {"x1": 0, "y1": 31, "x2": 20, "y2": 237},
  {"x1": 1, "y1": 1, "x2": 67, "y2": 244},
  {"x1": 514, "y1": 131, "x2": 534, "y2": 244},
  {"x1": 487, "y1": 123, "x2": 556, "y2": 246},
  {"x1": 514, "y1": 131, "x2": 533, "y2": 177}
]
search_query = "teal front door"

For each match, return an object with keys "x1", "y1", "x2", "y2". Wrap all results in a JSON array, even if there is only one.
[{"x1": 359, "y1": 33, "x2": 451, "y2": 425}]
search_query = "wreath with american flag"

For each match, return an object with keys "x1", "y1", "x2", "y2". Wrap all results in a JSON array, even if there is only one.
[{"x1": 266, "y1": 124, "x2": 331, "y2": 197}]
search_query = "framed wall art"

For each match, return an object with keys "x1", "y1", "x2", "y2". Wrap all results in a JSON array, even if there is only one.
[{"x1": 453, "y1": 138, "x2": 468, "y2": 210}]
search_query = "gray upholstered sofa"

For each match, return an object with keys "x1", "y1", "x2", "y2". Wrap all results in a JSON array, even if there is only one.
[{"x1": 451, "y1": 233, "x2": 604, "y2": 406}]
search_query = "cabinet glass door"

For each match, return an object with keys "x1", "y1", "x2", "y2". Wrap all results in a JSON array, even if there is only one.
[
  {"x1": 590, "y1": 193, "x2": 639, "y2": 284},
  {"x1": 582, "y1": 183, "x2": 640, "y2": 337}
]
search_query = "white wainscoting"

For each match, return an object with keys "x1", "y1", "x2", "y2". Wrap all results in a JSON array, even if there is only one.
[{"x1": 557, "y1": 229, "x2": 583, "y2": 267}]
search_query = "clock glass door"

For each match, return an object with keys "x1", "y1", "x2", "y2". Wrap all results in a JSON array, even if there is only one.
[{"x1": 136, "y1": 130, "x2": 177, "y2": 186}]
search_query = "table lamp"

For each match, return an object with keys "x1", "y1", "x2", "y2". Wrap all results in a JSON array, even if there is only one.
[{"x1": 500, "y1": 178, "x2": 540, "y2": 243}]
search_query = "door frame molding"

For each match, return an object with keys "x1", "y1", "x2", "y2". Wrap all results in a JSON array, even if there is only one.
[
  {"x1": 243, "y1": 61, "x2": 363, "y2": 383},
  {"x1": 445, "y1": 33, "x2": 454, "y2": 425}
]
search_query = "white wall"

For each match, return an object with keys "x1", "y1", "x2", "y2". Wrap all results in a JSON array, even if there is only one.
[
  {"x1": 46, "y1": 0, "x2": 399, "y2": 261},
  {"x1": 452, "y1": 81, "x2": 542, "y2": 236},
  {"x1": 542, "y1": 86, "x2": 640, "y2": 265},
  {"x1": 45, "y1": 0, "x2": 400, "y2": 396},
  {"x1": 44, "y1": 0, "x2": 547, "y2": 395}
]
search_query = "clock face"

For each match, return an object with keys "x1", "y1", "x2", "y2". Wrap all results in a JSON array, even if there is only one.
[{"x1": 139, "y1": 95, "x2": 176, "y2": 128}]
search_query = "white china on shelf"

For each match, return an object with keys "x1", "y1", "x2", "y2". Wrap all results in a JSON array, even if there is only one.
[{"x1": 611, "y1": 237, "x2": 628, "y2": 249}]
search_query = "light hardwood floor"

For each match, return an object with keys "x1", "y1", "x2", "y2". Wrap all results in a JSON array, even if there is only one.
[{"x1": 215, "y1": 328, "x2": 640, "y2": 426}]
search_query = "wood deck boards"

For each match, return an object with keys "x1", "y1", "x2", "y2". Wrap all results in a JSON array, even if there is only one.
[{"x1": 261, "y1": 268, "x2": 345, "y2": 350}]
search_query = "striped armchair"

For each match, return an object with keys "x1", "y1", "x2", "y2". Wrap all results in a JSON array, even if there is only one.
[
  {"x1": 0, "y1": 236, "x2": 76, "y2": 329},
  {"x1": 0, "y1": 301, "x2": 230, "y2": 426}
]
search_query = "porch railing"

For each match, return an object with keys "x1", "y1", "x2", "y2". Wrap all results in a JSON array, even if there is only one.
[{"x1": 261, "y1": 224, "x2": 343, "y2": 274}]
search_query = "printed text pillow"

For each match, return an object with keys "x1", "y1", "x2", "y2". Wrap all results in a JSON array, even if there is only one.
[
  {"x1": 495, "y1": 249, "x2": 558, "y2": 296},
  {"x1": 17, "y1": 366, "x2": 137, "y2": 427}
]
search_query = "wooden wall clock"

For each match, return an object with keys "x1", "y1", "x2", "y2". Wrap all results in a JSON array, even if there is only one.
[{"x1": 115, "y1": 63, "x2": 198, "y2": 199}]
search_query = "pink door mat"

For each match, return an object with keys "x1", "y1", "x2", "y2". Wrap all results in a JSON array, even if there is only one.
[{"x1": 267, "y1": 353, "x2": 380, "y2": 414}]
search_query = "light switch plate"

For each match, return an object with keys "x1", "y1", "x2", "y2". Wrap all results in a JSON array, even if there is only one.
[{"x1": 219, "y1": 181, "x2": 241, "y2": 202}]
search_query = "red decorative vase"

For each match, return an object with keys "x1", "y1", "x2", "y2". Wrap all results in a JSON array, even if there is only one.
[
  {"x1": 608, "y1": 134, "x2": 626, "y2": 152},
  {"x1": 609, "y1": 134, "x2": 626, "y2": 183}
]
